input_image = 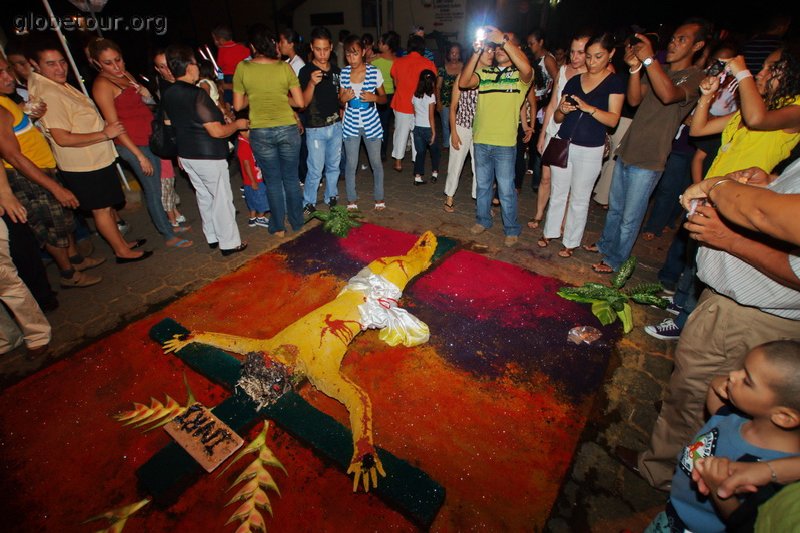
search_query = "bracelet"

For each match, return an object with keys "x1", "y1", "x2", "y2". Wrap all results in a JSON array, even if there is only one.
[
  {"x1": 764, "y1": 461, "x2": 779, "y2": 483},
  {"x1": 735, "y1": 70, "x2": 753, "y2": 82},
  {"x1": 629, "y1": 64, "x2": 642, "y2": 74},
  {"x1": 102, "y1": 132, "x2": 109, "y2": 141},
  {"x1": 707, "y1": 177, "x2": 735, "y2": 204},
  {"x1": 590, "y1": 108, "x2": 597, "y2": 117}
]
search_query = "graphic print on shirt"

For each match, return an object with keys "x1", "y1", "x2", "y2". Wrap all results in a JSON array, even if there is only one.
[{"x1": 679, "y1": 427, "x2": 718, "y2": 477}]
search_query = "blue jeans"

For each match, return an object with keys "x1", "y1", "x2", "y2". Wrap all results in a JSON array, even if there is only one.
[
  {"x1": 116, "y1": 144, "x2": 175, "y2": 240},
  {"x1": 344, "y1": 131, "x2": 384, "y2": 203},
  {"x1": 597, "y1": 160, "x2": 661, "y2": 270},
  {"x1": 412, "y1": 126, "x2": 441, "y2": 177},
  {"x1": 305, "y1": 122, "x2": 342, "y2": 205},
  {"x1": 474, "y1": 143, "x2": 520, "y2": 236},
  {"x1": 642, "y1": 151, "x2": 692, "y2": 235},
  {"x1": 659, "y1": 226, "x2": 690, "y2": 287},
  {"x1": 249, "y1": 125, "x2": 304, "y2": 233}
]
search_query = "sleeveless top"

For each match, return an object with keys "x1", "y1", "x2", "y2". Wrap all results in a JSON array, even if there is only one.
[
  {"x1": 454, "y1": 86, "x2": 478, "y2": 129},
  {"x1": 111, "y1": 83, "x2": 153, "y2": 146},
  {"x1": 545, "y1": 65, "x2": 569, "y2": 137},
  {"x1": 340, "y1": 64, "x2": 383, "y2": 139},
  {"x1": 534, "y1": 53, "x2": 555, "y2": 99},
  {"x1": 197, "y1": 78, "x2": 220, "y2": 106},
  {"x1": 0, "y1": 95, "x2": 56, "y2": 169},
  {"x1": 706, "y1": 100, "x2": 800, "y2": 178}
]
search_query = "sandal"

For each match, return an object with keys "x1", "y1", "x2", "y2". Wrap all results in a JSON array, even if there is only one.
[
  {"x1": 558, "y1": 247, "x2": 574, "y2": 258},
  {"x1": 527, "y1": 218, "x2": 542, "y2": 229},
  {"x1": 347, "y1": 203, "x2": 358, "y2": 211},
  {"x1": 166, "y1": 238, "x2": 193, "y2": 248},
  {"x1": 537, "y1": 237, "x2": 550, "y2": 248},
  {"x1": 642, "y1": 232, "x2": 656, "y2": 241},
  {"x1": 374, "y1": 201, "x2": 386, "y2": 211},
  {"x1": 492, "y1": 198, "x2": 501, "y2": 206},
  {"x1": 443, "y1": 197, "x2": 455, "y2": 213},
  {"x1": 592, "y1": 261, "x2": 614, "y2": 274},
  {"x1": 582, "y1": 243, "x2": 600, "y2": 253}
]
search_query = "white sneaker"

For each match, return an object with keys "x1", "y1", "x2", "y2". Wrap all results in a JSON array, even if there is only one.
[{"x1": 644, "y1": 318, "x2": 682, "y2": 341}]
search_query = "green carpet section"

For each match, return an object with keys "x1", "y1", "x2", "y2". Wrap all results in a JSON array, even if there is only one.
[
  {"x1": 432, "y1": 236, "x2": 458, "y2": 264},
  {"x1": 144, "y1": 318, "x2": 445, "y2": 529}
]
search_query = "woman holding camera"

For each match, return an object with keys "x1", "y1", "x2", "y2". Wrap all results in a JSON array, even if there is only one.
[
  {"x1": 538, "y1": 33, "x2": 624, "y2": 257},
  {"x1": 689, "y1": 46, "x2": 800, "y2": 177}
]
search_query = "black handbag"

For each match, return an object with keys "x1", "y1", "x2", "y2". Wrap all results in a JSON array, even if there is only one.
[
  {"x1": 541, "y1": 112, "x2": 584, "y2": 169},
  {"x1": 149, "y1": 106, "x2": 177, "y2": 159}
]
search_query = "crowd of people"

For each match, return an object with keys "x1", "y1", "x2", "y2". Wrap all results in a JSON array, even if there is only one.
[{"x1": 0, "y1": 12, "x2": 799, "y2": 531}]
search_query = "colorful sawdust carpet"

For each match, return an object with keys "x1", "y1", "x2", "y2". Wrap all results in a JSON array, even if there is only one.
[{"x1": 0, "y1": 224, "x2": 618, "y2": 531}]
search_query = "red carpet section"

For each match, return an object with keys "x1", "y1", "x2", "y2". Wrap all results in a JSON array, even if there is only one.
[{"x1": 0, "y1": 224, "x2": 618, "y2": 531}]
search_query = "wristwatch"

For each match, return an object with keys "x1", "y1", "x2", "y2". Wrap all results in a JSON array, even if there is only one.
[{"x1": 642, "y1": 56, "x2": 655, "y2": 68}]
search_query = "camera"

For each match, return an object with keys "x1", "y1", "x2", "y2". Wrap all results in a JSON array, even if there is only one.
[
  {"x1": 625, "y1": 31, "x2": 658, "y2": 47},
  {"x1": 565, "y1": 94, "x2": 578, "y2": 106},
  {"x1": 706, "y1": 60, "x2": 726, "y2": 77},
  {"x1": 320, "y1": 71, "x2": 330, "y2": 79}
]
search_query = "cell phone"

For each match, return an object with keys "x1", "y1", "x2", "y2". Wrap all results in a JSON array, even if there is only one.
[
  {"x1": 706, "y1": 60, "x2": 726, "y2": 77},
  {"x1": 565, "y1": 95, "x2": 578, "y2": 106},
  {"x1": 475, "y1": 28, "x2": 486, "y2": 42},
  {"x1": 320, "y1": 70, "x2": 330, "y2": 79}
]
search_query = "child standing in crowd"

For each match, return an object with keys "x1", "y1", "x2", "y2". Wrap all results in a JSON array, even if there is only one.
[
  {"x1": 236, "y1": 129, "x2": 270, "y2": 228},
  {"x1": 411, "y1": 69, "x2": 440, "y2": 185},
  {"x1": 159, "y1": 159, "x2": 187, "y2": 229},
  {"x1": 646, "y1": 340, "x2": 800, "y2": 533}
]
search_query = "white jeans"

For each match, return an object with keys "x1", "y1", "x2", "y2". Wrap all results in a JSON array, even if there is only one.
[
  {"x1": 391, "y1": 111, "x2": 416, "y2": 161},
  {"x1": 0, "y1": 218, "x2": 50, "y2": 352},
  {"x1": 544, "y1": 143, "x2": 604, "y2": 249},
  {"x1": 443, "y1": 123, "x2": 476, "y2": 198},
  {"x1": 179, "y1": 158, "x2": 242, "y2": 249}
]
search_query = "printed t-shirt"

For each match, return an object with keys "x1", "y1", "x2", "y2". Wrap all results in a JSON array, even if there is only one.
[
  {"x1": 298, "y1": 64, "x2": 341, "y2": 128},
  {"x1": 0, "y1": 95, "x2": 56, "y2": 169},
  {"x1": 472, "y1": 65, "x2": 531, "y2": 147}
]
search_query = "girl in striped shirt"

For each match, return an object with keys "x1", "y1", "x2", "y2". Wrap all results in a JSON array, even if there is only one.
[{"x1": 339, "y1": 35, "x2": 388, "y2": 210}]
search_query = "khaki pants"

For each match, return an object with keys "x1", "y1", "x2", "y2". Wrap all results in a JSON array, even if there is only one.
[
  {"x1": 0, "y1": 218, "x2": 51, "y2": 352},
  {"x1": 639, "y1": 289, "x2": 800, "y2": 490}
]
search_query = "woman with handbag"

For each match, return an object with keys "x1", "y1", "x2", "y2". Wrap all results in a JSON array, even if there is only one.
[
  {"x1": 538, "y1": 33, "x2": 623, "y2": 257},
  {"x1": 89, "y1": 38, "x2": 192, "y2": 249}
]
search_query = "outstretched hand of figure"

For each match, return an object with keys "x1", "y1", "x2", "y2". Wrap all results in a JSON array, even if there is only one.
[
  {"x1": 347, "y1": 449, "x2": 386, "y2": 492},
  {"x1": 162, "y1": 333, "x2": 194, "y2": 354}
]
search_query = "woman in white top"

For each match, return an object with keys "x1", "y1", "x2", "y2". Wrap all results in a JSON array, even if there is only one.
[{"x1": 529, "y1": 34, "x2": 589, "y2": 229}]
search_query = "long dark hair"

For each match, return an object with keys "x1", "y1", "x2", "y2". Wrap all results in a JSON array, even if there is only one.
[
  {"x1": 767, "y1": 44, "x2": 800, "y2": 110},
  {"x1": 414, "y1": 69, "x2": 436, "y2": 98}
]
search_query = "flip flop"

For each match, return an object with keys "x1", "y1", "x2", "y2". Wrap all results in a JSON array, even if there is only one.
[
  {"x1": 558, "y1": 247, "x2": 574, "y2": 258},
  {"x1": 444, "y1": 198, "x2": 455, "y2": 213},
  {"x1": 642, "y1": 232, "x2": 655, "y2": 241},
  {"x1": 173, "y1": 225, "x2": 191, "y2": 233},
  {"x1": 167, "y1": 238, "x2": 193, "y2": 248},
  {"x1": 582, "y1": 243, "x2": 600, "y2": 253},
  {"x1": 592, "y1": 261, "x2": 614, "y2": 273},
  {"x1": 527, "y1": 218, "x2": 542, "y2": 229},
  {"x1": 537, "y1": 237, "x2": 550, "y2": 248}
]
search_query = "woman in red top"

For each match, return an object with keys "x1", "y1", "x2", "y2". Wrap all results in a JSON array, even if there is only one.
[{"x1": 90, "y1": 38, "x2": 192, "y2": 248}]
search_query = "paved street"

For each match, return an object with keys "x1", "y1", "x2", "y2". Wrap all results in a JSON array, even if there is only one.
[{"x1": 3, "y1": 149, "x2": 679, "y2": 530}]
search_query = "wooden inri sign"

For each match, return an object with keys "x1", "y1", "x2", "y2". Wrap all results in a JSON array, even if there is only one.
[{"x1": 164, "y1": 402, "x2": 243, "y2": 472}]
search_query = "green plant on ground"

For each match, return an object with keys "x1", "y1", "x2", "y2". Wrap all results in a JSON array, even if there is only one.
[
  {"x1": 307, "y1": 206, "x2": 363, "y2": 237},
  {"x1": 557, "y1": 257, "x2": 668, "y2": 333}
]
